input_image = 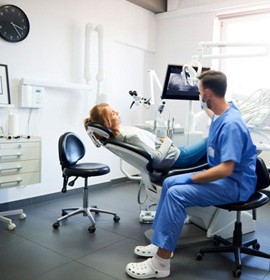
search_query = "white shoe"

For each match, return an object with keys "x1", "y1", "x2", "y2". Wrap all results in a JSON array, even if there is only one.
[
  {"x1": 134, "y1": 244, "x2": 174, "y2": 258},
  {"x1": 134, "y1": 244, "x2": 158, "y2": 257},
  {"x1": 126, "y1": 258, "x2": 170, "y2": 279}
]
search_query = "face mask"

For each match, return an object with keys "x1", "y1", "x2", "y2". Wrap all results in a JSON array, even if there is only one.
[
  {"x1": 199, "y1": 95, "x2": 208, "y2": 110},
  {"x1": 201, "y1": 101, "x2": 208, "y2": 110}
]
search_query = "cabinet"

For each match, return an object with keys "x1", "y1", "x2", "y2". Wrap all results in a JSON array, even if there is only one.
[
  {"x1": 0, "y1": 137, "x2": 41, "y2": 230},
  {"x1": 0, "y1": 137, "x2": 41, "y2": 188}
]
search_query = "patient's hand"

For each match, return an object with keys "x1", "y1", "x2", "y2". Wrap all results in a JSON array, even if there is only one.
[{"x1": 159, "y1": 137, "x2": 168, "y2": 142}]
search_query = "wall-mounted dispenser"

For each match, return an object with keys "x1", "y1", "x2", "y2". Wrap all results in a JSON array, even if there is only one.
[{"x1": 20, "y1": 85, "x2": 45, "y2": 108}]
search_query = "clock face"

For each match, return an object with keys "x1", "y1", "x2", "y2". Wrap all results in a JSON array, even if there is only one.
[{"x1": 0, "y1": 5, "x2": 30, "y2": 43}]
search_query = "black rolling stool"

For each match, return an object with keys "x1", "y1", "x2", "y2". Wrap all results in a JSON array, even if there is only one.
[
  {"x1": 52, "y1": 132, "x2": 120, "y2": 233},
  {"x1": 196, "y1": 157, "x2": 270, "y2": 278}
]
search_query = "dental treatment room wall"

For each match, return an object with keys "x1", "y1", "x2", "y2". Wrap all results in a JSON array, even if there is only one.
[
  {"x1": 153, "y1": 0, "x2": 270, "y2": 166},
  {"x1": 153, "y1": 0, "x2": 270, "y2": 132},
  {"x1": 1, "y1": 0, "x2": 269, "y2": 204},
  {"x1": 0, "y1": 0, "x2": 157, "y2": 203}
]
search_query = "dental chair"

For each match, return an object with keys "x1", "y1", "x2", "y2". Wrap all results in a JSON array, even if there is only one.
[{"x1": 86, "y1": 122, "x2": 256, "y2": 245}]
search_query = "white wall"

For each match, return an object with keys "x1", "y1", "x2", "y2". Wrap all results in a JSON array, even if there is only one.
[
  {"x1": 154, "y1": 0, "x2": 270, "y2": 130},
  {"x1": 0, "y1": 0, "x2": 157, "y2": 203},
  {"x1": 154, "y1": 0, "x2": 270, "y2": 166},
  {"x1": 1, "y1": 0, "x2": 269, "y2": 204}
]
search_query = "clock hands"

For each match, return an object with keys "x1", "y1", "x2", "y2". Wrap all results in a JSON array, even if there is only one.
[{"x1": 10, "y1": 21, "x2": 23, "y2": 37}]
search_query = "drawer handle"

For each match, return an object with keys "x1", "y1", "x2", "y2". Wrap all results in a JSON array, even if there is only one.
[
  {"x1": 0, "y1": 179, "x2": 23, "y2": 186},
  {"x1": 0, "y1": 152, "x2": 23, "y2": 159},
  {"x1": 0, "y1": 166, "x2": 23, "y2": 172}
]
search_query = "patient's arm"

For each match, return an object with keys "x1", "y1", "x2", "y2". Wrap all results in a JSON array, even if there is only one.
[{"x1": 153, "y1": 137, "x2": 174, "y2": 162}]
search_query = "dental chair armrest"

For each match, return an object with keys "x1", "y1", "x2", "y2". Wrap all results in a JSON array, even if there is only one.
[{"x1": 150, "y1": 157, "x2": 209, "y2": 185}]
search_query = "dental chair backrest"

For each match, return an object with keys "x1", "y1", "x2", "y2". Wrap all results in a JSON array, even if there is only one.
[{"x1": 86, "y1": 122, "x2": 154, "y2": 173}]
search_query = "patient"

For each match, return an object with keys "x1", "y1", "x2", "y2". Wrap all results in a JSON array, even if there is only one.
[{"x1": 84, "y1": 103, "x2": 207, "y2": 171}]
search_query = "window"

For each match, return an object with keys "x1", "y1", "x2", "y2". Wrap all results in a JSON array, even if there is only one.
[{"x1": 218, "y1": 10, "x2": 270, "y2": 100}]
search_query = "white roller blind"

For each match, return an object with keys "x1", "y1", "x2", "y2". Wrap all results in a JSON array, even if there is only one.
[{"x1": 218, "y1": 11, "x2": 270, "y2": 99}]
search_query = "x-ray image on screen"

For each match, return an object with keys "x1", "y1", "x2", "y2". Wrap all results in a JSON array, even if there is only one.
[{"x1": 161, "y1": 65, "x2": 210, "y2": 101}]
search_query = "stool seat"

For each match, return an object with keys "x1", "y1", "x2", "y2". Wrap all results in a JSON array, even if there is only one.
[
  {"x1": 64, "y1": 162, "x2": 110, "y2": 178},
  {"x1": 217, "y1": 192, "x2": 269, "y2": 211}
]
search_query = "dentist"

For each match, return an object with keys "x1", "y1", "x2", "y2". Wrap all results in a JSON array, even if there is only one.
[{"x1": 126, "y1": 70, "x2": 257, "y2": 279}]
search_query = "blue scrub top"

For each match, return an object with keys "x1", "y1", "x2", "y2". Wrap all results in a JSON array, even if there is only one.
[{"x1": 207, "y1": 102, "x2": 257, "y2": 201}]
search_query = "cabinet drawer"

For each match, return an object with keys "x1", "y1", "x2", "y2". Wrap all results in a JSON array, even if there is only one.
[
  {"x1": 0, "y1": 160, "x2": 40, "y2": 176},
  {"x1": 0, "y1": 172, "x2": 40, "y2": 188},
  {"x1": 0, "y1": 144, "x2": 40, "y2": 162},
  {"x1": 0, "y1": 141, "x2": 40, "y2": 150}
]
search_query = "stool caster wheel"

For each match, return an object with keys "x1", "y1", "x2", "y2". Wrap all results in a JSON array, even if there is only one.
[
  {"x1": 20, "y1": 213, "x2": 26, "y2": 220},
  {"x1": 62, "y1": 210, "x2": 67, "y2": 216},
  {"x1": 113, "y1": 215, "x2": 120, "y2": 223},
  {"x1": 8, "y1": 223, "x2": 16, "y2": 231},
  {"x1": 252, "y1": 242, "x2": 260, "y2": 250},
  {"x1": 233, "y1": 268, "x2": 241, "y2": 278},
  {"x1": 196, "y1": 253, "x2": 204, "y2": 261},
  {"x1": 52, "y1": 222, "x2": 60, "y2": 229},
  {"x1": 92, "y1": 206, "x2": 99, "y2": 215},
  {"x1": 88, "y1": 225, "x2": 96, "y2": 233}
]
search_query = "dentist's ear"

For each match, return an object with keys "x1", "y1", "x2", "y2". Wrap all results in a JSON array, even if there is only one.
[{"x1": 204, "y1": 88, "x2": 212, "y2": 98}]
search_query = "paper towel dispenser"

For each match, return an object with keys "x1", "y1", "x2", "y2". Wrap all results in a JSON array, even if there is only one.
[{"x1": 20, "y1": 85, "x2": 45, "y2": 108}]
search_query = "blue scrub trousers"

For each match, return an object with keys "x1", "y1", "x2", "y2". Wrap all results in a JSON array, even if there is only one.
[{"x1": 151, "y1": 174, "x2": 241, "y2": 251}]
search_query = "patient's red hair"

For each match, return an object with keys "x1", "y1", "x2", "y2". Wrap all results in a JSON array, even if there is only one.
[{"x1": 84, "y1": 103, "x2": 118, "y2": 137}]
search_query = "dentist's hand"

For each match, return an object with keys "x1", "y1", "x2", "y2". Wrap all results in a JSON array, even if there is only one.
[{"x1": 165, "y1": 173, "x2": 193, "y2": 186}]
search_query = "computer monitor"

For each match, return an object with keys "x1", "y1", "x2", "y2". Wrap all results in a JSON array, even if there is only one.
[{"x1": 161, "y1": 64, "x2": 210, "y2": 101}]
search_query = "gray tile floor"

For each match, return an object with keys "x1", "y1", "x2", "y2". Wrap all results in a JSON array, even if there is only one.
[{"x1": 1, "y1": 181, "x2": 270, "y2": 280}]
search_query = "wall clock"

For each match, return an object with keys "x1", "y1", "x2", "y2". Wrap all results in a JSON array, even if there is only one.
[{"x1": 0, "y1": 5, "x2": 30, "y2": 43}]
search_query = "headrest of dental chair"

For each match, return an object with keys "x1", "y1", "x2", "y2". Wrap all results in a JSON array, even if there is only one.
[{"x1": 85, "y1": 122, "x2": 114, "y2": 147}]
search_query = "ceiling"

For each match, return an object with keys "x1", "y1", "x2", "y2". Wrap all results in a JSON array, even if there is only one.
[{"x1": 126, "y1": 0, "x2": 167, "y2": 13}]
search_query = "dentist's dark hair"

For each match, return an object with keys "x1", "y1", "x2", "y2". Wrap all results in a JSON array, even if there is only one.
[{"x1": 198, "y1": 70, "x2": 227, "y2": 97}]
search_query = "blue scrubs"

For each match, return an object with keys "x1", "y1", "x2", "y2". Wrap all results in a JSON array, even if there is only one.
[{"x1": 151, "y1": 103, "x2": 257, "y2": 251}]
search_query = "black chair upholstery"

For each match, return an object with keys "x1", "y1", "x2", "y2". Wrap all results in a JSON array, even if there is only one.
[
  {"x1": 196, "y1": 157, "x2": 270, "y2": 278},
  {"x1": 52, "y1": 132, "x2": 120, "y2": 233}
]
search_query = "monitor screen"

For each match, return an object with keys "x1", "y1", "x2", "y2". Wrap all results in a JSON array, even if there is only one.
[{"x1": 161, "y1": 65, "x2": 210, "y2": 101}]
